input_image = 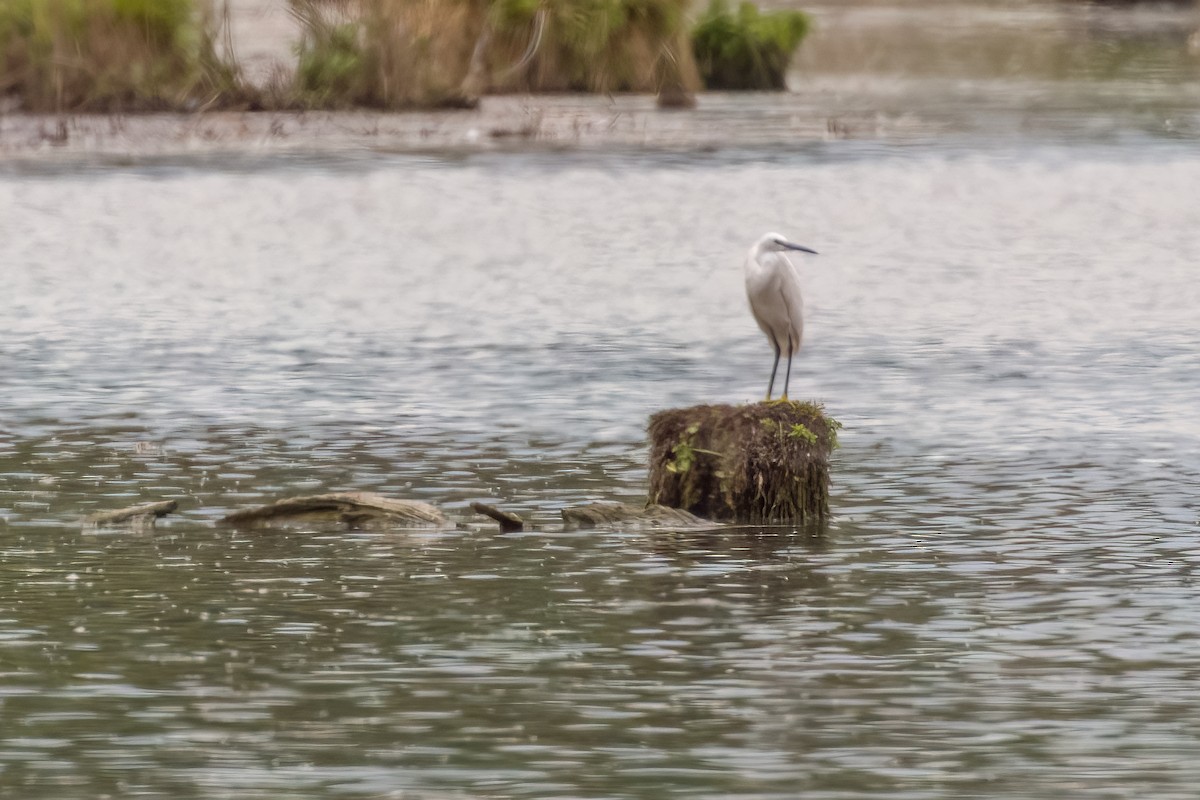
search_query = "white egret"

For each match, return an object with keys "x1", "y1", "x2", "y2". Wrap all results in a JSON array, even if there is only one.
[{"x1": 744, "y1": 232, "x2": 819, "y2": 401}]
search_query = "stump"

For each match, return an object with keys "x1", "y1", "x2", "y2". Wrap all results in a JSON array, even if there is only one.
[{"x1": 647, "y1": 401, "x2": 838, "y2": 525}]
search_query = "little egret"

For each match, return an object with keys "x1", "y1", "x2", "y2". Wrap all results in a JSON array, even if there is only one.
[{"x1": 744, "y1": 232, "x2": 819, "y2": 401}]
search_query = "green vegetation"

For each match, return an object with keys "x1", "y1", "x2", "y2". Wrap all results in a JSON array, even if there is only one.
[
  {"x1": 483, "y1": 0, "x2": 698, "y2": 94},
  {"x1": 288, "y1": 0, "x2": 478, "y2": 109},
  {"x1": 285, "y1": 0, "x2": 699, "y2": 107},
  {"x1": 665, "y1": 423, "x2": 701, "y2": 475},
  {"x1": 0, "y1": 0, "x2": 811, "y2": 112},
  {"x1": 0, "y1": 0, "x2": 248, "y2": 112},
  {"x1": 787, "y1": 421, "x2": 818, "y2": 445},
  {"x1": 691, "y1": 0, "x2": 809, "y2": 90}
]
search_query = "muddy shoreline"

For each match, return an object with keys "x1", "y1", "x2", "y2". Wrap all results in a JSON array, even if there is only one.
[{"x1": 0, "y1": 91, "x2": 940, "y2": 164}]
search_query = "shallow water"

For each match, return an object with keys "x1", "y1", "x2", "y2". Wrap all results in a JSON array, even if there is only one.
[{"x1": 4, "y1": 2, "x2": 1200, "y2": 797}]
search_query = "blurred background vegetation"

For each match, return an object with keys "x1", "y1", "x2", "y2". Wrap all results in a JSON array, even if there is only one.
[
  {"x1": 0, "y1": 0, "x2": 248, "y2": 110},
  {"x1": 0, "y1": 0, "x2": 814, "y2": 111},
  {"x1": 693, "y1": 0, "x2": 808, "y2": 89}
]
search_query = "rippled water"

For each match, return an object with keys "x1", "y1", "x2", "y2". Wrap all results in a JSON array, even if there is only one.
[{"x1": 4, "y1": 2, "x2": 1200, "y2": 796}]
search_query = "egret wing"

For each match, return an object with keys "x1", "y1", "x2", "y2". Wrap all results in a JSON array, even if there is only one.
[
  {"x1": 777, "y1": 260, "x2": 805, "y2": 353},
  {"x1": 746, "y1": 267, "x2": 790, "y2": 349}
]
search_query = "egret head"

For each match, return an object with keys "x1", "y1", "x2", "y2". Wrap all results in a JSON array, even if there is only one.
[{"x1": 761, "y1": 232, "x2": 818, "y2": 255}]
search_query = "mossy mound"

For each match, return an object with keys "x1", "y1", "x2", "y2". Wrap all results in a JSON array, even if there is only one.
[{"x1": 647, "y1": 401, "x2": 838, "y2": 525}]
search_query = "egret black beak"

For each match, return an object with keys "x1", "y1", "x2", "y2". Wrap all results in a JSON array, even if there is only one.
[{"x1": 784, "y1": 242, "x2": 818, "y2": 255}]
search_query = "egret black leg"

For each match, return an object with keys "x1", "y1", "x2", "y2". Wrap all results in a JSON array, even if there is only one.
[
  {"x1": 782, "y1": 344, "x2": 793, "y2": 401},
  {"x1": 766, "y1": 342, "x2": 781, "y2": 401}
]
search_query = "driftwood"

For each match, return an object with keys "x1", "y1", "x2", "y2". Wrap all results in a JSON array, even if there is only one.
[
  {"x1": 79, "y1": 495, "x2": 722, "y2": 534},
  {"x1": 221, "y1": 492, "x2": 448, "y2": 530},
  {"x1": 648, "y1": 401, "x2": 838, "y2": 525},
  {"x1": 85, "y1": 499, "x2": 178, "y2": 528},
  {"x1": 562, "y1": 502, "x2": 714, "y2": 530},
  {"x1": 470, "y1": 502, "x2": 525, "y2": 532}
]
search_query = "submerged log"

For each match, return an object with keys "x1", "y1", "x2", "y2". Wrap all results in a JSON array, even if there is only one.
[
  {"x1": 221, "y1": 492, "x2": 448, "y2": 530},
  {"x1": 85, "y1": 499, "x2": 178, "y2": 528},
  {"x1": 562, "y1": 502, "x2": 714, "y2": 530},
  {"x1": 647, "y1": 401, "x2": 838, "y2": 525},
  {"x1": 471, "y1": 502, "x2": 525, "y2": 532}
]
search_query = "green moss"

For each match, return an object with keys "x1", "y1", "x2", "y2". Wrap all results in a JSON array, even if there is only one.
[
  {"x1": 665, "y1": 423, "x2": 701, "y2": 474},
  {"x1": 691, "y1": 0, "x2": 809, "y2": 90},
  {"x1": 787, "y1": 423, "x2": 818, "y2": 445}
]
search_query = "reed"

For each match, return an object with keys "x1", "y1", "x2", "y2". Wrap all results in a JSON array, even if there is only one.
[
  {"x1": 288, "y1": 0, "x2": 479, "y2": 109},
  {"x1": 0, "y1": 0, "x2": 249, "y2": 112},
  {"x1": 482, "y1": 0, "x2": 699, "y2": 94},
  {"x1": 286, "y1": 0, "x2": 699, "y2": 107},
  {"x1": 0, "y1": 0, "x2": 812, "y2": 113}
]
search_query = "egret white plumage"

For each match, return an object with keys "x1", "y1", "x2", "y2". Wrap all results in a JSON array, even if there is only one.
[{"x1": 744, "y1": 232, "x2": 819, "y2": 401}]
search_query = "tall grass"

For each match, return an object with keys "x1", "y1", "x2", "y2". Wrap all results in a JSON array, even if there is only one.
[
  {"x1": 287, "y1": 0, "x2": 699, "y2": 107},
  {"x1": 288, "y1": 0, "x2": 478, "y2": 108},
  {"x1": 0, "y1": 0, "x2": 248, "y2": 112},
  {"x1": 0, "y1": 0, "x2": 811, "y2": 113},
  {"x1": 692, "y1": 0, "x2": 809, "y2": 90},
  {"x1": 483, "y1": 0, "x2": 699, "y2": 94}
]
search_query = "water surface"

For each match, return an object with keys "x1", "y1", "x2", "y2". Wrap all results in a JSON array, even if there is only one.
[{"x1": 2, "y1": 2, "x2": 1200, "y2": 796}]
